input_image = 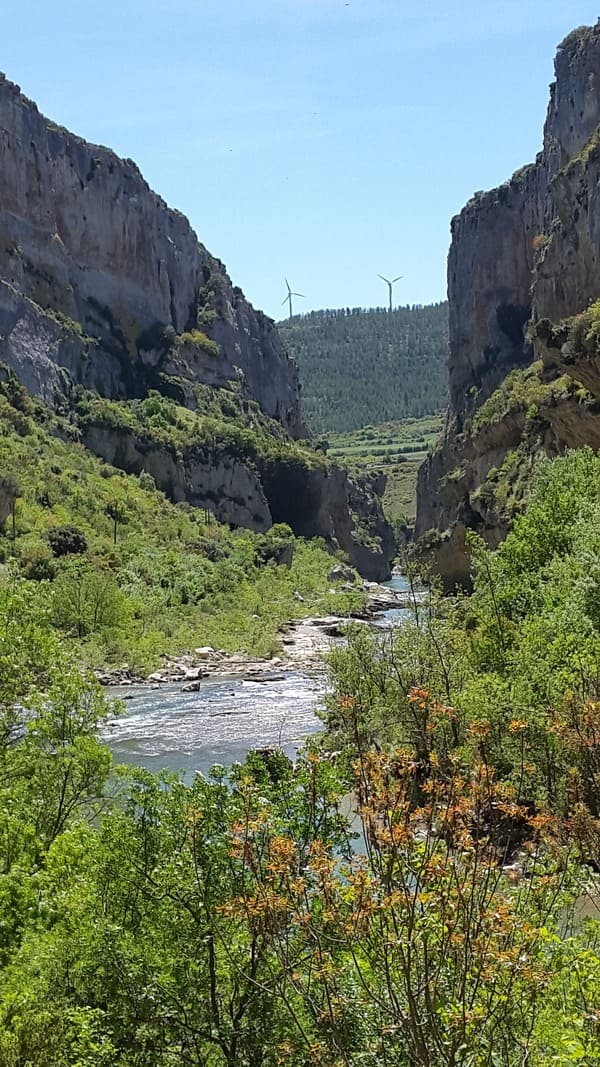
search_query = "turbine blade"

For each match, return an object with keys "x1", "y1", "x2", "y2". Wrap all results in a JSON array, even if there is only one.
[
  {"x1": 281, "y1": 296, "x2": 290, "y2": 306},
  {"x1": 392, "y1": 275, "x2": 404, "y2": 283},
  {"x1": 285, "y1": 278, "x2": 291, "y2": 292},
  {"x1": 293, "y1": 292, "x2": 305, "y2": 298},
  {"x1": 377, "y1": 274, "x2": 391, "y2": 284}
]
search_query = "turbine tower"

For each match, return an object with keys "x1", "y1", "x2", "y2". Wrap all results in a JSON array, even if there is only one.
[
  {"x1": 281, "y1": 278, "x2": 305, "y2": 319},
  {"x1": 378, "y1": 273, "x2": 404, "y2": 312}
]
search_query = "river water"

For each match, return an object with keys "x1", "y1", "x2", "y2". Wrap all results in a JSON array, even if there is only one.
[{"x1": 103, "y1": 575, "x2": 411, "y2": 779}]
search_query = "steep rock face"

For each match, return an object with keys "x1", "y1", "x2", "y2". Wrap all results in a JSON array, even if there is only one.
[
  {"x1": 82, "y1": 425, "x2": 273, "y2": 532},
  {"x1": 0, "y1": 279, "x2": 122, "y2": 402},
  {"x1": 260, "y1": 460, "x2": 394, "y2": 581},
  {"x1": 0, "y1": 74, "x2": 395, "y2": 579},
  {"x1": 416, "y1": 23, "x2": 600, "y2": 586},
  {"x1": 446, "y1": 165, "x2": 542, "y2": 424},
  {"x1": 82, "y1": 420, "x2": 394, "y2": 580},
  {"x1": 0, "y1": 73, "x2": 304, "y2": 436}
]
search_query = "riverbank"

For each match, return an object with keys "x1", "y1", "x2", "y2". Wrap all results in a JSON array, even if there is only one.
[{"x1": 95, "y1": 578, "x2": 414, "y2": 687}]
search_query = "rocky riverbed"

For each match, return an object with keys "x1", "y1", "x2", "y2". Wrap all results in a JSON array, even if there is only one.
[
  {"x1": 102, "y1": 576, "x2": 417, "y2": 778},
  {"x1": 95, "y1": 579, "x2": 417, "y2": 688}
]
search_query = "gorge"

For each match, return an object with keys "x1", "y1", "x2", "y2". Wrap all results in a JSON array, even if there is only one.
[{"x1": 4, "y1": 15, "x2": 600, "y2": 1063}]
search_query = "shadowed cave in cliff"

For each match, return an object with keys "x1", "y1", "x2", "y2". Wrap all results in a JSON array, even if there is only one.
[
  {"x1": 496, "y1": 302, "x2": 530, "y2": 347},
  {"x1": 261, "y1": 461, "x2": 324, "y2": 538}
]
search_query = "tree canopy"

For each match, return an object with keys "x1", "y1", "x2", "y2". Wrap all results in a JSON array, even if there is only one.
[{"x1": 278, "y1": 303, "x2": 448, "y2": 433}]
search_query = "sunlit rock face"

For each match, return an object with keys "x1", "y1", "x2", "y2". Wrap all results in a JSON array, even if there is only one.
[
  {"x1": 0, "y1": 75, "x2": 395, "y2": 578},
  {"x1": 416, "y1": 23, "x2": 600, "y2": 589},
  {"x1": 0, "y1": 72, "x2": 304, "y2": 437}
]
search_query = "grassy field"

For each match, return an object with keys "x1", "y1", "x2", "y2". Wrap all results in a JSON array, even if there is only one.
[{"x1": 327, "y1": 414, "x2": 444, "y2": 525}]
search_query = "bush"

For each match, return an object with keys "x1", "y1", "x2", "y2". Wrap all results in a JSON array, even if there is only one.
[
  {"x1": 53, "y1": 560, "x2": 129, "y2": 638},
  {"x1": 138, "y1": 470, "x2": 156, "y2": 492},
  {"x1": 46, "y1": 525, "x2": 88, "y2": 558},
  {"x1": 19, "y1": 540, "x2": 56, "y2": 580},
  {"x1": 175, "y1": 329, "x2": 220, "y2": 357}
]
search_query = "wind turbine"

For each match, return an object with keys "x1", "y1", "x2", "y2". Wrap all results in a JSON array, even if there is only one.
[
  {"x1": 378, "y1": 273, "x2": 404, "y2": 312},
  {"x1": 281, "y1": 278, "x2": 305, "y2": 319}
]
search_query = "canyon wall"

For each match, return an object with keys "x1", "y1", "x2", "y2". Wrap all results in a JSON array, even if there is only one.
[
  {"x1": 0, "y1": 73, "x2": 304, "y2": 436},
  {"x1": 0, "y1": 74, "x2": 395, "y2": 578},
  {"x1": 416, "y1": 23, "x2": 600, "y2": 587}
]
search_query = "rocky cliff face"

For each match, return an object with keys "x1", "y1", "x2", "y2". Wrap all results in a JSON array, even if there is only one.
[
  {"x1": 81, "y1": 420, "x2": 394, "y2": 580},
  {"x1": 0, "y1": 73, "x2": 303, "y2": 436},
  {"x1": 0, "y1": 74, "x2": 395, "y2": 579},
  {"x1": 416, "y1": 23, "x2": 600, "y2": 587}
]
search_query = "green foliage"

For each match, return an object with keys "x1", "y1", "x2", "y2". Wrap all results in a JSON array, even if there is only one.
[
  {"x1": 542, "y1": 297, "x2": 600, "y2": 362},
  {"x1": 175, "y1": 328, "x2": 221, "y2": 356},
  {"x1": 52, "y1": 559, "x2": 130, "y2": 638},
  {"x1": 327, "y1": 448, "x2": 600, "y2": 821},
  {"x1": 44, "y1": 307, "x2": 97, "y2": 343},
  {"x1": 46, "y1": 525, "x2": 88, "y2": 557},
  {"x1": 328, "y1": 415, "x2": 443, "y2": 524},
  {"x1": 0, "y1": 379, "x2": 364, "y2": 673},
  {"x1": 2, "y1": 448, "x2": 600, "y2": 1061},
  {"x1": 0, "y1": 581, "x2": 112, "y2": 872},
  {"x1": 328, "y1": 415, "x2": 443, "y2": 463},
  {"x1": 74, "y1": 388, "x2": 326, "y2": 472},
  {"x1": 4, "y1": 335, "x2": 600, "y2": 1063},
  {"x1": 279, "y1": 303, "x2": 448, "y2": 433},
  {"x1": 471, "y1": 360, "x2": 583, "y2": 431}
]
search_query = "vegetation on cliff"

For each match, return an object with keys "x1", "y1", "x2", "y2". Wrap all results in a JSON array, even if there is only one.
[
  {"x1": 1, "y1": 449, "x2": 600, "y2": 1062},
  {"x1": 469, "y1": 361, "x2": 582, "y2": 432},
  {"x1": 74, "y1": 388, "x2": 323, "y2": 470},
  {"x1": 0, "y1": 373, "x2": 366, "y2": 673},
  {"x1": 278, "y1": 304, "x2": 448, "y2": 434}
]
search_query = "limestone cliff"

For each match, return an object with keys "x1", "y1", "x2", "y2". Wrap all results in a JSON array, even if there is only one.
[
  {"x1": 80, "y1": 417, "x2": 394, "y2": 581},
  {"x1": 0, "y1": 73, "x2": 303, "y2": 436},
  {"x1": 0, "y1": 74, "x2": 394, "y2": 578},
  {"x1": 416, "y1": 23, "x2": 600, "y2": 587}
]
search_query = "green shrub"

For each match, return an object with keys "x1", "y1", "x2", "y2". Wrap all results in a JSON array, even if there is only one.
[
  {"x1": 46, "y1": 525, "x2": 88, "y2": 557},
  {"x1": 175, "y1": 329, "x2": 220, "y2": 356}
]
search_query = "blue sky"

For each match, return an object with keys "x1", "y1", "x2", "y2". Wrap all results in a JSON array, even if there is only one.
[{"x1": 3, "y1": 1, "x2": 599, "y2": 319}]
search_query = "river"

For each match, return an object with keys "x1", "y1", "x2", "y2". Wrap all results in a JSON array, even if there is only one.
[{"x1": 103, "y1": 575, "x2": 411, "y2": 779}]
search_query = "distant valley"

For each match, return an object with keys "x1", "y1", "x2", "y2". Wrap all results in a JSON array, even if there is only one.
[{"x1": 278, "y1": 303, "x2": 448, "y2": 528}]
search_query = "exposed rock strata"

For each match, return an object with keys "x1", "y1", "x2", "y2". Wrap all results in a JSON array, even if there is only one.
[{"x1": 416, "y1": 23, "x2": 600, "y2": 587}]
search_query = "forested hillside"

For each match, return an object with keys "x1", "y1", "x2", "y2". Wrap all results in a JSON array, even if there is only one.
[{"x1": 278, "y1": 303, "x2": 448, "y2": 433}]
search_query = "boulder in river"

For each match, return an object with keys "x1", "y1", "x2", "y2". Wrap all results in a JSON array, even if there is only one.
[{"x1": 182, "y1": 679, "x2": 204, "y2": 692}]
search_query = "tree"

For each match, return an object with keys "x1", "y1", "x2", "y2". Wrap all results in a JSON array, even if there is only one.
[
  {"x1": 52, "y1": 560, "x2": 128, "y2": 638},
  {"x1": 46, "y1": 525, "x2": 88, "y2": 558},
  {"x1": 105, "y1": 499, "x2": 127, "y2": 545},
  {"x1": 0, "y1": 472, "x2": 22, "y2": 539}
]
